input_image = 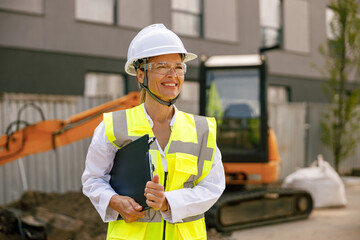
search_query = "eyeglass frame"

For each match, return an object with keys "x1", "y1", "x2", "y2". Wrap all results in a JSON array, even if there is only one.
[{"x1": 141, "y1": 62, "x2": 187, "y2": 76}]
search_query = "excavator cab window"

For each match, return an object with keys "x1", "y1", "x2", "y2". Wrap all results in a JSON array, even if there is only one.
[
  {"x1": 206, "y1": 69, "x2": 261, "y2": 153},
  {"x1": 200, "y1": 55, "x2": 268, "y2": 163}
]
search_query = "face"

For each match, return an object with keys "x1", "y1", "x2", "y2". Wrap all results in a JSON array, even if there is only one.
[{"x1": 137, "y1": 53, "x2": 184, "y2": 102}]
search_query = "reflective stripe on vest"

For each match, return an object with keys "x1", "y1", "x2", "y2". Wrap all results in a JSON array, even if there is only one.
[{"x1": 104, "y1": 104, "x2": 216, "y2": 240}]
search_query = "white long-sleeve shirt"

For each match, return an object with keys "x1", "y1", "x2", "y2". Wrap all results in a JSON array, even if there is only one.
[{"x1": 82, "y1": 105, "x2": 225, "y2": 223}]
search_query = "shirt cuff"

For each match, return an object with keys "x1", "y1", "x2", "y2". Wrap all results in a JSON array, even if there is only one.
[
  {"x1": 98, "y1": 191, "x2": 119, "y2": 222},
  {"x1": 163, "y1": 191, "x2": 187, "y2": 223}
]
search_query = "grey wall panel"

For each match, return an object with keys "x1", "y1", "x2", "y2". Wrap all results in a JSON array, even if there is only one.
[
  {"x1": 268, "y1": 74, "x2": 328, "y2": 103},
  {"x1": 269, "y1": 102, "x2": 360, "y2": 178},
  {"x1": 306, "y1": 103, "x2": 360, "y2": 174},
  {"x1": 0, "y1": 94, "x2": 112, "y2": 205},
  {"x1": 268, "y1": 103, "x2": 307, "y2": 179},
  {"x1": 118, "y1": 0, "x2": 151, "y2": 28}
]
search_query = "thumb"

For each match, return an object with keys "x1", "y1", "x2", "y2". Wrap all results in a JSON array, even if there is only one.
[{"x1": 152, "y1": 174, "x2": 160, "y2": 184}]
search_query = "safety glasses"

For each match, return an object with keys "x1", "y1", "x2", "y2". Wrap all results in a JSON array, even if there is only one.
[{"x1": 142, "y1": 62, "x2": 187, "y2": 76}]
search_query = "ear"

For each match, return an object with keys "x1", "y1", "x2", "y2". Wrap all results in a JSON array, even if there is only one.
[{"x1": 136, "y1": 69, "x2": 144, "y2": 84}]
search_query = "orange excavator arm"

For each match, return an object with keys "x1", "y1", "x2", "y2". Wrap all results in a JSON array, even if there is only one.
[{"x1": 0, "y1": 92, "x2": 140, "y2": 166}]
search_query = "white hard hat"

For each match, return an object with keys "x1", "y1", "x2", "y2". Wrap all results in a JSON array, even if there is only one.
[{"x1": 125, "y1": 24, "x2": 197, "y2": 76}]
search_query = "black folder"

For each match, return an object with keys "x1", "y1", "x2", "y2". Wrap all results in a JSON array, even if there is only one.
[{"x1": 109, "y1": 134, "x2": 154, "y2": 210}]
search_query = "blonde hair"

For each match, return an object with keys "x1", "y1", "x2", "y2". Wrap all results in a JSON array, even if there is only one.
[
  {"x1": 135, "y1": 61, "x2": 147, "y2": 104},
  {"x1": 140, "y1": 87, "x2": 146, "y2": 103}
]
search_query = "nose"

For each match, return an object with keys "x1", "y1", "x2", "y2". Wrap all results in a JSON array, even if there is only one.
[{"x1": 167, "y1": 67, "x2": 177, "y2": 76}]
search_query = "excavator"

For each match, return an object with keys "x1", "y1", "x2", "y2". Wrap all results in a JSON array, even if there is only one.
[
  {"x1": 199, "y1": 54, "x2": 313, "y2": 231},
  {"x1": 0, "y1": 92, "x2": 140, "y2": 165},
  {"x1": 0, "y1": 54, "x2": 313, "y2": 233}
]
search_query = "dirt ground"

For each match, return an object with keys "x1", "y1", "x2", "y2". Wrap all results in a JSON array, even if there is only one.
[
  {"x1": 0, "y1": 191, "x2": 227, "y2": 240},
  {"x1": 0, "y1": 191, "x2": 107, "y2": 240},
  {"x1": 2, "y1": 178, "x2": 358, "y2": 240}
]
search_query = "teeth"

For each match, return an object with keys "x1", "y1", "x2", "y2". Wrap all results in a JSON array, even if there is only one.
[{"x1": 163, "y1": 83, "x2": 176, "y2": 87}]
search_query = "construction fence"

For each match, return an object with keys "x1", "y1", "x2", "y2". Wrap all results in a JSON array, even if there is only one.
[{"x1": 1, "y1": 93, "x2": 359, "y2": 205}]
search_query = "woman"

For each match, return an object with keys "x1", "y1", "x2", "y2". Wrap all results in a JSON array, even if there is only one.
[{"x1": 82, "y1": 24, "x2": 225, "y2": 240}]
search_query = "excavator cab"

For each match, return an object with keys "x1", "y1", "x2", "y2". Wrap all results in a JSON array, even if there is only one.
[
  {"x1": 200, "y1": 54, "x2": 277, "y2": 185},
  {"x1": 199, "y1": 55, "x2": 313, "y2": 231}
]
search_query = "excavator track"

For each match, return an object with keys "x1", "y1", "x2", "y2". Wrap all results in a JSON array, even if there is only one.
[{"x1": 206, "y1": 188, "x2": 313, "y2": 232}]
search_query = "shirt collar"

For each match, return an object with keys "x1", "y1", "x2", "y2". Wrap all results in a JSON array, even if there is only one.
[{"x1": 142, "y1": 103, "x2": 177, "y2": 130}]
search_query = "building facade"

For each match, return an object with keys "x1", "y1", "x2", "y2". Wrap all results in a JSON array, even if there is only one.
[{"x1": 0, "y1": 0, "x2": 352, "y2": 106}]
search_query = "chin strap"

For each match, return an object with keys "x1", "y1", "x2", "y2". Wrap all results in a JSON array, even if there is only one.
[
  {"x1": 141, "y1": 60, "x2": 180, "y2": 107},
  {"x1": 140, "y1": 82, "x2": 179, "y2": 106}
]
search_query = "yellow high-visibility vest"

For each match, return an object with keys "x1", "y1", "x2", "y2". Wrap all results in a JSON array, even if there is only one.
[{"x1": 104, "y1": 104, "x2": 216, "y2": 240}]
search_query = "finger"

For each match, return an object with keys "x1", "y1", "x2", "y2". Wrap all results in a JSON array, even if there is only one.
[
  {"x1": 152, "y1": 174, "x2": 160, "y2": 184},
  {"x1": 145, "y1": 188, "x2": 165, "y2": 200},
  {"x1": 129, "y1": 209, "x2": 145, "y2": 218},
  {"x1": 130, "y1": 200, "x2": 143, "y2": 212},
  {"x1": 145, "y1": 185, "x2": 164, "y2": 197},
  {"x1": 124, "y1": 215, "x2": 143, "y2": 223},
  {"x1": 145, "y1": 192, "x2": 163, "y2": 203},
  {"x1": 146, "y1": 199, "x2": 162, "y2": 210},
  {"x1": 145, "y1": 181, "x2": 164, "y2": 192},
  {"x1": 124, "y1": 208, "x2": 145, "y2": 219},
  {"x1": 127, "y1": 200, "x2": 145, "y2": 218}
]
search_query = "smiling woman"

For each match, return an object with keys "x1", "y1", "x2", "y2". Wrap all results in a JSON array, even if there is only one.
[
  {"x1": 137, "y1": 54, "x2": 185, "y2": 104},
  {"x1": 124, "y1": 24, "x2": 197, "y2": 107},
  {"x1": 82, "y1": 24, "x2": 225, "y2": 240}
]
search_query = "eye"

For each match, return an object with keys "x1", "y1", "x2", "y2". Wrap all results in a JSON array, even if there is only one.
[{"x1": 155, "y1": 63, "x2": 167, "y2": 69}]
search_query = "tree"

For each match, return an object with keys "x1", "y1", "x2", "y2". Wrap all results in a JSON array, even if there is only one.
[{"x1": 318, "y1": 0, "x2": 360, "y2": 172}]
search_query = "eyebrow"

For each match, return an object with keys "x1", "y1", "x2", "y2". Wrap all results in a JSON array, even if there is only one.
[{"x1": 151, "y1": 62, "x2": 183, "y2": 65}]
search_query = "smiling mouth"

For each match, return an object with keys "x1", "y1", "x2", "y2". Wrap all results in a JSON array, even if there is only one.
[{"x1": 162, "y1": 83, "x2": 177, "y2": 87}]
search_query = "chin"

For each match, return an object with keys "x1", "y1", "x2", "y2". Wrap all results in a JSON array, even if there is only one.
[{"x1": 162, "y1": 92, "x2": 179, "y2": 99}]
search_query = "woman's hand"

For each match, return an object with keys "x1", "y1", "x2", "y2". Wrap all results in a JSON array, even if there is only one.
[
  {"x1": 109, "y1": 195, "x2": 145, "y2": 223},
  {"x1": 144, "y1": 174, "x2": 169, "y2": 212}
]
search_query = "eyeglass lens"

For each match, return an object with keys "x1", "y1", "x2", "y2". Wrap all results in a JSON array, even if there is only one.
[{"x1": 147, "y1": 62, "x2": 186, "y2": 76}]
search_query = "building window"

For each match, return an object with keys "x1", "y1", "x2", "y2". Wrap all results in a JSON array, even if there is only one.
[
  {"x1": 75, "y1": 0, "x2": 115, "y2": 25},
  {"x1": 75, "y1": 0, "x2": 150, "y2": 28},
  {"x1": 171, "y1": 0, "x2": 203, "y2": 37},
  {"x1": 84, "y1": 72, "x2": 125, "y2": 98},
  {"x1": 326, "y1": 7, "x2": 340, "y2": 57},
  {"x1": 283, "y1": 0, "x2": 310, "y2": 53},
  {"x1": 259, "y1": 0, "x2": 282, "y2": 48},
  {"x1": 0, "y1": 0, "x2": 44, "y2": 15},
  {"x1": 326, "y1": 7, "x2": 336, "y2": 40}
]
